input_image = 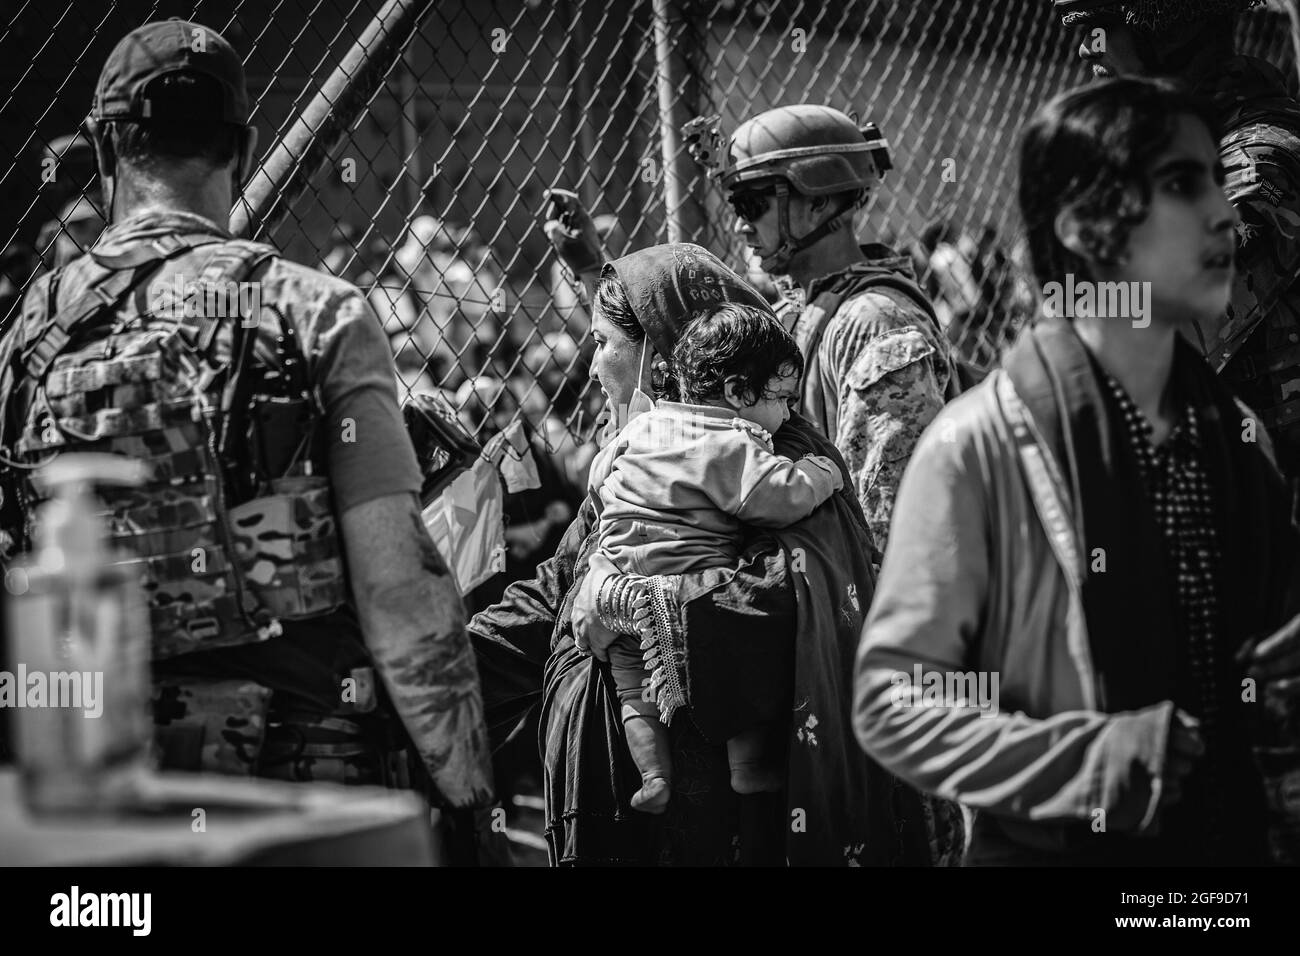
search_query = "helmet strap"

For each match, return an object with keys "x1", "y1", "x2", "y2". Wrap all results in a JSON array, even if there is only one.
[
  {"x1": 765, "y1": 182, "x2": 860, "y2": 274},
  {"x1": 765, "y1": 182, "x2": 798, "y2": 273}
]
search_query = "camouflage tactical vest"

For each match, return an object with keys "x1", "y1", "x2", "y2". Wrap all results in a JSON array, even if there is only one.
[
  {"x1": 1213, "y1": 81, "x2": 1300, "y2": 470},
  {"x1": 794, "y1": 264, "x2": 971, "y2": 437},
  {"x1": 2, "y1": 234, "x2": 346, "y2": 660}
]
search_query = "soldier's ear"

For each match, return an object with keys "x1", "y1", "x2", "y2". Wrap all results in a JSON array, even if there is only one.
[
  {"x1": 84, "y1": 117, "x2": 115, "y2": 182},
  {"x1": 236, "y1": 125, "x2": 259, "y2": 187}
]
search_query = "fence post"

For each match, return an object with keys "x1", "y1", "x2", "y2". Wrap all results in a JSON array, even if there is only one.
[
  {"x1": 230, "y1": 0, "x2": 433, "y2": 240},
  {"x1": 398, "y1": 48, "x2": 424, "y2": 217},
  {"x1": 652, "y1": 0, "x2": 708, "y2": 244}
]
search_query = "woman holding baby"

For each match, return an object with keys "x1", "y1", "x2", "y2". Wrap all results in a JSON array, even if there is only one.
[{"x1": 468, "y1": 242, "x2": 931, "y2": 866}]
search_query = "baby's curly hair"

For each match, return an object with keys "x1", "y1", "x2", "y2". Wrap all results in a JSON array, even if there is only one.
[{"x1": 672, "y1": 304, "x2": 803, "y2": 406}]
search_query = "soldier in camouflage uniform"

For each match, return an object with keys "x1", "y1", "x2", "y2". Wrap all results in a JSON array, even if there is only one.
[
  {"x1": 1057, "y1": 0, "x2": 1300, "y2": 497},
  {"x1": 682, "y1": 105, "x2": 963, "y2": 866},
  {"x1": 685, "y1": 106, "x2": 956, "y2": 565},
  {"x1": 0, "y1": 21, "x2": 494, "y2": 814}
]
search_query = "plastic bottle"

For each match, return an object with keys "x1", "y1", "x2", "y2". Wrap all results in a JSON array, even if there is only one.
[{"x1": 3, "y1": 454, "x2": 152, "y2": 815}]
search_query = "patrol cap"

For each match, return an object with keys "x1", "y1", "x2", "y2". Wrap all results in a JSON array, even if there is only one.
[{"x1": 92, "y1": 19, "x2": 250, "y2": 124}]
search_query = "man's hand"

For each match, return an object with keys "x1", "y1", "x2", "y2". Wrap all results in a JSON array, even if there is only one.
[
  {"x1": 1157, "y1": 709, "x2": 1204, "y2": 811},
  {"x1": 543, "y1": 188, "x2": 603, "y2": 277},
  {"x1": 572, "y1": 551, "x2": 620, "y2": 662},
  {"x1": 342, "y1": 492, "x2": 495, "y2": 809},
  {"x1": 1240, "y1": 611, "x2": 1300, "y2": 701}
]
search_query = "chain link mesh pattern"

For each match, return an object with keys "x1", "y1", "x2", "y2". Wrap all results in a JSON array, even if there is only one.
[{"x1": 2, "y1": 0, "x2": 1295, "y2": 451}]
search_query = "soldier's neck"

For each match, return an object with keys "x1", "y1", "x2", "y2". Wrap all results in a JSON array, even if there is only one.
[
  {"x1": 110, "y1": 171, "x2": 233, "y2": 231},
  {"x1": 788, "y1": 232, "x2": 866, "y2": 292}
]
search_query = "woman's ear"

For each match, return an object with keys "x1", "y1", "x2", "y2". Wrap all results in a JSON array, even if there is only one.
[
  {"x1": 649, "y1": 353, "x2": 672, "y2": 396},
  {"x1": 1053, "y1": 206, "x2": 1089, "y2": 259}
]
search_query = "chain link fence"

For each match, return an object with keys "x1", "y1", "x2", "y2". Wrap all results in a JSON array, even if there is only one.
[{"x1": 3, "y1": 0, "x2": 1296, "y2": 455}]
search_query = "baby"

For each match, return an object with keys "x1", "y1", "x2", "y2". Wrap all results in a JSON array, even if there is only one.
[{"x1": 588, "y1": 303, "x2": 844, "y2": 813}]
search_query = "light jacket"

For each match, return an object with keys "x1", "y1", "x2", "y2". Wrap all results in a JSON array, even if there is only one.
[
  {"x1": 852, "y1": 369, "x2": 1177, "y2": 851},
  {"x1": 589, "y1": 401, "x2": 840, "y2": 576}
]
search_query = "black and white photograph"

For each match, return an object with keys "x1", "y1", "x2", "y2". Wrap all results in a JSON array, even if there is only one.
[{"x1": 0, "y1": 0, "x2": 1299, "y2": 932}]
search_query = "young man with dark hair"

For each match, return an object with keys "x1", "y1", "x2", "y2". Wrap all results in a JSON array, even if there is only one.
[
  {"x1": 0, "y1": 21, "x2": 494, "y2": 814},
  {"x1": 854, "y1": 77, "x2": 1300, "y2": 865},
  {"x1": 1056, "y1": 0, "x2": 1300, "y2": 502}
]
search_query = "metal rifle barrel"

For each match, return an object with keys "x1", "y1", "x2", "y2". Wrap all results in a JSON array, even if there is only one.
[{"x1": 230, "y1": 0, "x2": 433, "y2": 240}]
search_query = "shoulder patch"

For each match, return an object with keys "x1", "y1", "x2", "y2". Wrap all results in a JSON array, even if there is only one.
[{"x1": 846, "y1": 325, "x2": 936, "y2": 391}]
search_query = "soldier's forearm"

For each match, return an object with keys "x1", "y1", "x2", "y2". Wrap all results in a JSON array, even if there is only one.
[
  {"x1": 357, "y1": 572, "x2": 496, "y2": 809},
  {"x1": 340, "y1": 495, "x2": 497, "y2": 807}
]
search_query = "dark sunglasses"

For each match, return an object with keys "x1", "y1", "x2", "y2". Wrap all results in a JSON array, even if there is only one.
[{"x1": 728, "y1": 187, "x2": 775, "y2": 221}]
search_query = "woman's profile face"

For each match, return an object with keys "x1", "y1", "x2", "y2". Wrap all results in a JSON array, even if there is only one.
[
  {"x1": 589, "y1": 300, "x2": 648, "y2": 412},
  {"x1": 1097, "y1": 113, "x2": 1237, "y2": 330}
]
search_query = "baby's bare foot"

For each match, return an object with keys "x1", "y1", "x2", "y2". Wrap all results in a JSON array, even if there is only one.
[{"x1": 630, "y1": 776, "x2": 671, "y2": 814}]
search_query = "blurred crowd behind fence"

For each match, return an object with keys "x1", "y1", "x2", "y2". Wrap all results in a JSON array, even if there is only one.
[{"x1": 2, "y1": 0, "x2": 1297, "y2": 456}]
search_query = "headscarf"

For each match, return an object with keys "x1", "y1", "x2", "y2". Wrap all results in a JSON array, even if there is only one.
[{"x1": 601, "y1": 242, "x2": 771, "y2": 359}]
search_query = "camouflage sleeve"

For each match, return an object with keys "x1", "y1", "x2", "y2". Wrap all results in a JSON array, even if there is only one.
[
  {"x1": 1193, "y1": 131, "x2": 1300, "y2": 367},
  {"x1": 297, "y1": 280, "x2": 423, "y2": 511},
  {"x1": 823, "y1": 300, "x2": 947, "y2": 559}
]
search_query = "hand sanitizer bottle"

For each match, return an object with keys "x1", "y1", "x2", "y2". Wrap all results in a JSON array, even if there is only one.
[{"x1": 4, "y1": 454, "x2": 153, "y2": 815}]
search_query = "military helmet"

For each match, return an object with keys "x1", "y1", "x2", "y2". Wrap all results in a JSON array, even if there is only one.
[
  {"x1": 681, "y1": 105, "x2": 892, "y2": 274},
  {"x1": 719, "y1": 105, "x2": 891, "y2": 196}
]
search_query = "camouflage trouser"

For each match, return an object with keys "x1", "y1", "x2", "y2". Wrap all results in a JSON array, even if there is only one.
[{"x1": 151, "y1": 676, "x2": 415, "y2": 789}]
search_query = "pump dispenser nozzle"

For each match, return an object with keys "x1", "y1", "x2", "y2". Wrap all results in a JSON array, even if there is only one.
[{"x1": 31, "y1": 454, "x2": 147, "y2": 576}]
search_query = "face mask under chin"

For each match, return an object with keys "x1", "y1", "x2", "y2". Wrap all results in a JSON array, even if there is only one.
[
  {"x1": 626, "y1": 335, "x2": 656, "y2": 421},
  {"x1": 601, "y1": 336, "x2": 656, "y2": 441}
]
